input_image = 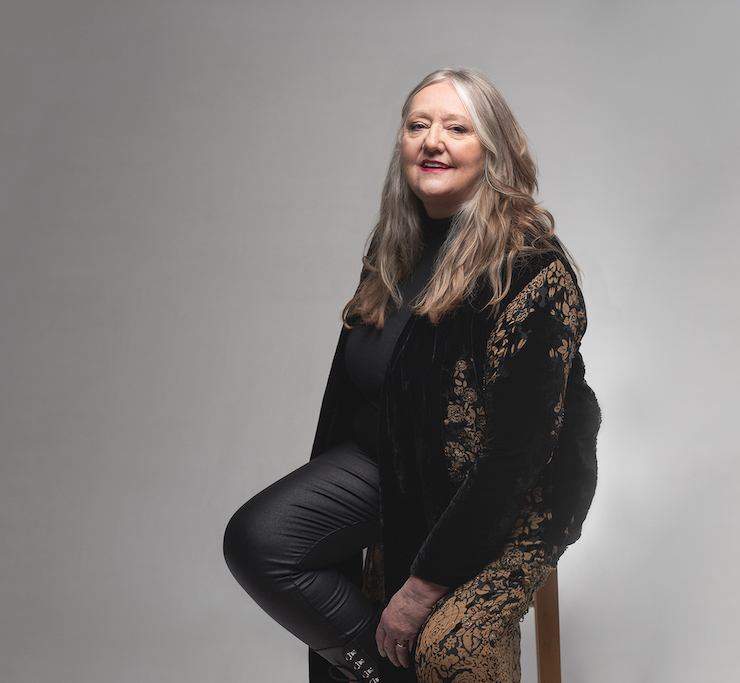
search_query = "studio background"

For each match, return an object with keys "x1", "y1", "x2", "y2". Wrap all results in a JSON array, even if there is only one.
[{"x1": 2, "y1": 1, "x2": 738, "y2": 682}]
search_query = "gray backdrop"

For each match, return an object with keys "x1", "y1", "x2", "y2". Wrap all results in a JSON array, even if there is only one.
[{"x1": 2, "y1": 1, "x2": 738, "y2": 682}]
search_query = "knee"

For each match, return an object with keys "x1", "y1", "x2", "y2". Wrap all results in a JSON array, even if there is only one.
[
  {"x1": 414, "y1": 619, "x2": 521, "y2": 683},
  {"x1": 223, "y1": 493, "x2": 280, "y2": 588},
  {"x1": 413, "y1": 628, "x2": 456, "y2": 683}
]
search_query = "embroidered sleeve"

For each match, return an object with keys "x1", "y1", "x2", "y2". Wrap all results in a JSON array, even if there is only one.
[{"x1": 410, "y1": 259, "x2": 586, "y2": 587}]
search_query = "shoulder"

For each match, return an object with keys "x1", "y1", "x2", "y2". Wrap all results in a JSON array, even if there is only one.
[
  {"x1": 470, "y1": 249, "x2": 581, "y2": 315},
  {"x1": 508, "y1": 250, "x2": 578, "y2": 304},
  {"x1": 504, "y1": 252, "x2": 585, "y2": 336},
  {"x1": 464, "y1": 250, "x2": 583, "y2": 368},
  {"x1": 468, "y1": 250, "x2": 586, "y2": 347}
]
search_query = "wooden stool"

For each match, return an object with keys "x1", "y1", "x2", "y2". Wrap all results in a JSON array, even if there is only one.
[{"x1": 533, "y1": 568, "x2": 561, "y2": 683}]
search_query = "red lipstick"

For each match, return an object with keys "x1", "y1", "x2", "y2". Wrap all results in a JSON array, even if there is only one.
[{"x1": 420, "y1": 159, "x2": 452, "y2": 172}]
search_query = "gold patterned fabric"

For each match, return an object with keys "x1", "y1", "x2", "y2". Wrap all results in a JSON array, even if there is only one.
[
  {"x1": 442, "y1": 259, "x2": 586, "y2": 485},
  {"x1": 443, "y1": 359, "x2": 486, "y2": 484},
  {"x1": 414, "y1": 543, "x2": 555, "y2": 683},
  {"x1": 310, "y1": 251, "x2": 599, "y2": 683}
]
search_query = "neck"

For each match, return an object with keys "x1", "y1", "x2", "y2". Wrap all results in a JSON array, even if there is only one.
[{"x1": 419, "y1": 205, "x2": 453, "y2": 241}]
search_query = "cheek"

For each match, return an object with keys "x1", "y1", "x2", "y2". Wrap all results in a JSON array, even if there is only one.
[
  {"x1": 467, "y1": 144, "x2": 486, "y2": 171},
  {"x1": 400, "y1": 138, "x2": 416, "y2": 166},
  {"x1": 400, "y1": 142, "x2": 418, "y2": 182},
  {"x1": 465, "y1": 150, "x2": 485, "y2": 183},
  {"x1": 460, "y1": 148, "x2": 485, "y2": 195}
]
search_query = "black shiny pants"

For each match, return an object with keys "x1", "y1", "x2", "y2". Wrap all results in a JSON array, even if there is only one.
[{"x1": 223, "y1": 440, "x2": 381, "y2": 652}]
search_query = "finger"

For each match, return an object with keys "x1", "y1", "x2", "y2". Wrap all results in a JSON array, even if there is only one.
[
  {"x1": 384, "y1": 634, "x2": 401, "y2": 667},
  {"x1": 376, "y1": 624, "x2": 387, "y2": 658},
  {"x1": 391, "y1": 636, "x2": 413, "y2": 668},
  {"x1": 396, "y1": 641, "x2": 411, "y2": 669},
  {"x1": 395, "y1": 631, "x2": 417, "y2": 669}
]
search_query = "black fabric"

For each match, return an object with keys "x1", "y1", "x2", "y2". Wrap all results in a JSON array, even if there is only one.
[
  {"x1": 381, "y1": 254, "x2": 598, "y2": 591},
  {"x1": 344, "y1": 213, "x2": 450, "y2": 458},
  {"x1": 223, "y1": 440, "x2": 381, "y2": 651},
  {"x1": 310, "y1": 251, "x2": 600, "y2": 683}
]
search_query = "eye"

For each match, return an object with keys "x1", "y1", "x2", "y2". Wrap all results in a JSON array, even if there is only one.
[
  {"x1": 450, "y1": 125, "x2": 468, "y2": 134},
  {"x1": 407, "y1": 121, "x2": 427, "y2": 131}
]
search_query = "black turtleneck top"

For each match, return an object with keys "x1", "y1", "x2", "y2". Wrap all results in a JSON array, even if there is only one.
[{"x1": 344, "y1": 212, "x2": 452, "y2": 459}]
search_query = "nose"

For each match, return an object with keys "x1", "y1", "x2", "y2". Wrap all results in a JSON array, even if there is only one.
[{"x1": 423, "y1": 124, "x2": 444, "y2": 153}]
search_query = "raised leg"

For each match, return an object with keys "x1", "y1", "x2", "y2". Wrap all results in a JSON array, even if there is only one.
[{"x1": 223, "y1": 441, "x2": 381, "y2": 651}]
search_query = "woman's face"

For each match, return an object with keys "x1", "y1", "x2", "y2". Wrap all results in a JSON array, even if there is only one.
[{"x1": 401, "y1": 81, "x2": 486, "y2": 219}]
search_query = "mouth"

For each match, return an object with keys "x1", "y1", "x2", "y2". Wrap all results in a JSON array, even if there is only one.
[{"x1": 420, "y1": 160, "x2": 452, "y2": 171}]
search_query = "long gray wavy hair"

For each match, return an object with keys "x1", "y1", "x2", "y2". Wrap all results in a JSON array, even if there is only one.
[{"x1": 343, "y1": 68, "x2": 569, "y2": 327}]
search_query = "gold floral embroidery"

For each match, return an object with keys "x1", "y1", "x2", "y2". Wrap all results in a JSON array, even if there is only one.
[
  {"x1": 485, "y1": 259, "x2": 585, "y2": 387},
  {"x1": 441, "y1": 261, "x2": 583, "y2": 485},
  {"x1": 507, "y1": 488, "x2": 552, "y2": 546},
  {"x1": 443, "y1": 358, "x2": 486, "y2": 483},
  {"x1": 484, "y1": 259, "x2": 584, "y2": 442},
  {"x1": 415, "y1": 543, "x2": 556, "y2": 683}
]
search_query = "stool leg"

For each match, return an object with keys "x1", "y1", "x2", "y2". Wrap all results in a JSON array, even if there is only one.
[{"x1": 534, "y1": 568, "x2": 561, "y2": 683}]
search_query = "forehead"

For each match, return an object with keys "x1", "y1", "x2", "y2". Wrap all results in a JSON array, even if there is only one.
[{"x1": 407, "y1": 81, "x2": 471, "y2": 120}]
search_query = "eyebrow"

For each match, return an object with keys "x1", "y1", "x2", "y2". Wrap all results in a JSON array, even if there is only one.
[{"x1": 406, "y1": 109, "x2": 473, "y2": 124}]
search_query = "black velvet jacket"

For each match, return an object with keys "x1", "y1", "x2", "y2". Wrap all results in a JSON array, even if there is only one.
[{"x1": 309, "y1": 251, "x2": 600, "y2": 682}]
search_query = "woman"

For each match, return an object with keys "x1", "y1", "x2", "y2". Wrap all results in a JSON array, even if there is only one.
[{"x1": 224, "y1": 68, "x2": 599, "y2": 683}]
